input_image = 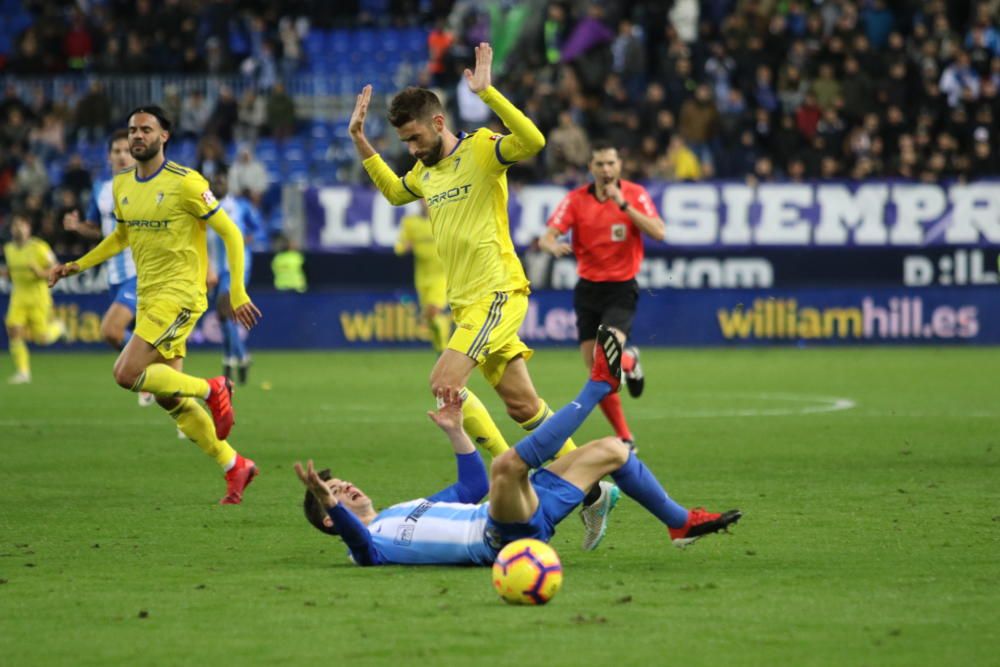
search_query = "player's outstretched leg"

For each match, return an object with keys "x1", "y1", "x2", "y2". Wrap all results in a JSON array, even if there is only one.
[
  {"x1": 607, "y1": 446, "x2": 741, "y2": 548},
  {"x1": 130, "y1": 364, "x2": 236, "y2": 440}
]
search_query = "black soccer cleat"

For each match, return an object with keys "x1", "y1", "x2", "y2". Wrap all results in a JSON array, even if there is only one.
[
  {"x1": 591, "y1": 325, "x2": 623, "y2": 392},
  {"x1": 624, "y1": 345, "x2": 644, "y2": 398},
  {"x1": 668, "y1": 508, "x2": 742, "y2": 548},
  {"x1": 238, "y1": 358, "x2": 252, "y2": 386}
]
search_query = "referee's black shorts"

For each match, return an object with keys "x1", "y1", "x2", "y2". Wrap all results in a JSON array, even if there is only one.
[{"x1": 573, "y1": 277, "x2": 639, "y2": 342}]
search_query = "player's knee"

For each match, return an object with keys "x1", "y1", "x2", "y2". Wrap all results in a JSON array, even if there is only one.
[
  {"x1": 491, "y1": 449, "x2": 529, "y2": 482},
  {"x1": 600, "y1": 436, "x2": 631, "y2": 467},
  {"x1": 504, "y1": 397, "x2": 538, "y2": 424},
  {"x1": 112, "y1": 361, "x2": 140, "y2": 390}
]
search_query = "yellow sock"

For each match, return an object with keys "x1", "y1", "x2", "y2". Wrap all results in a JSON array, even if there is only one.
[
  {"x1": 168, "y1": 398, "x2": 237, "y2": 467},
  {"x1": 460, "y1": 387, "x2": 509, "y2": 457},
  {"x1": 136, "y1": 363, "x2": 211, "y2": 397},
  {"x1": 10, "y1": 339, "x2": 29, "y2": 375},
  {"x1": 430, "y1": 314, "x2": 451, "y2": 352},
  {"x1": 520, "y1": 399, "x2": 577, "y2": 459}
]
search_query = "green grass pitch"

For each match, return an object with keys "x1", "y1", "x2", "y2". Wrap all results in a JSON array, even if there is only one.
[{"x1": 1, "y1": 348, "x2": 998, "y2": 666}]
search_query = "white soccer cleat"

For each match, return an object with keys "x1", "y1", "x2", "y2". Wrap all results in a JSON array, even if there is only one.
[
  {"x1": 579, "y1": 480, "x2": 621, "y2": 551},
  {"x1": 138, "y1": 392, "x2": 155, "y2": 407},
  {"x1": 7, "y1": 372, "x2": 31, "y2": 385}
]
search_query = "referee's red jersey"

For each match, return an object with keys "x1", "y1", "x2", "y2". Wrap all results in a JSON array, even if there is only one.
[{"x1": 547, "y1": 180, "x2": 660, "y2": 282}]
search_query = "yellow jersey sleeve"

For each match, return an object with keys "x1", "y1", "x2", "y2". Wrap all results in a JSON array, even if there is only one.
[
  {"x1": 363, "y1": 154, "x2": 424, "y2": 205},
  {"x1": 476, "y1": 86, "x2": 546, "y2": 169},
  {"x1": 178, "y1": 170, "x2": 222, "y2": 220}
]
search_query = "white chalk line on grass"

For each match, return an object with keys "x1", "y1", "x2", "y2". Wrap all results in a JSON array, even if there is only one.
[{"x1": 623, "y1": 392, "x2": 857, "y2": 419}]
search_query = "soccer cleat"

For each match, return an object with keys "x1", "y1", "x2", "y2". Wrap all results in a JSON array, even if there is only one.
[
  {"x1": 669, "y1": 508, "x2": 742, "y2": 548},
  {"x1": 623, "y1": 345, "x2": 645, "y2": 398},
  {"x1": 205, "y1": 376, "x2": 235, "y2": 440},
  {"x1": 138, "y1": 391, "x2": 155, "y2": 407},
  {"x1": 579, "y1": 481, "x2": 620, "y2": 551},
  {"x1": 220, "y1": 455, "x2": 258, "y2": 505},
  {"x1": 7, "y1": 372, "x2": 31, "y2": 385},
  {"x1": 237, "y1": 357, "x2": 251, "y2": 386},
  {"x1": 591, "y1": 325, "x2": 623, "y2": 392}
]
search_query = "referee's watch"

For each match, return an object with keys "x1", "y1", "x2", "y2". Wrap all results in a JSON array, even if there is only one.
[{"x1": 618, "y1": 200, "x2": 630, "y2": 212}]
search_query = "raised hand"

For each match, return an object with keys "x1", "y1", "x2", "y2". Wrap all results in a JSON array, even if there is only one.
[
  {"x1": 463, "y1": 42, "x2": 493, "y2": 94},
  {"x1": 294, "y1": 460, "x2": 336, "y2": 508},
  {"x1": 427, "y1": 386, "x2": 464, "y2": 433},
  {"x1": 48, "y1": 262, "x2": 80, "y2": 288},
  {"x1": 349, "y1": 85, "x2": 372, "y2": 139}
]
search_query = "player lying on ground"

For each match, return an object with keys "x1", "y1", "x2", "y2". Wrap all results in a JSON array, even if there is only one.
[
  {"x1": 296, "y1": 325, "x2": 741, "y2": 565},
  {"x1": 49, "y1": 106, "x2": 262, "y2": 504}
]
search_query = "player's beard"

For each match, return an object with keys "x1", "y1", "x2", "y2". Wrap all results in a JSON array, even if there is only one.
[
  {"x1": 417, "y1": 136, "x2": 445, "y2": 167},
  {"x1": 130, "y1": 138, "x2": 162, "y2": 163}
]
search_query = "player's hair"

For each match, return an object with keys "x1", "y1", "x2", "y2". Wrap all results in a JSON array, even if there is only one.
[
  {"x1": 590, "y1": 141, "x2": 619, "y2": 158},
  {"x1": 127, "y1": 105, "x2": 173, "y2": 133},
  {"x1": 387, "y1": 87, "x2": 444, "y2": 127},
  {"x1": 107, "y1": 128, "x2": 129, "y2": 151},
  {"x1": 303, "y1": 468, "x2": 340, "y2": 536}
]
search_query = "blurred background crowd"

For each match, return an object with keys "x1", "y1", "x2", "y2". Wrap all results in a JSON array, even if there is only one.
[{"x1": 0, "y1": 0, "x2": 998, "y2": 254}]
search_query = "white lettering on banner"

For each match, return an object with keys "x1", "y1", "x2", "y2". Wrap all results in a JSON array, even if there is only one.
[
  {"x1": 719, "y1": 185, "x2": 753, "y2": 244},
  {"x1": 307, "y1": 182, "x2": 1000, "y2": 249},
  {"x1": 515, "y1": 185, "x2": 569, "y2": 246},
  {"x1": 945, "y1": 184, "x2": 1000, "y2": 243},
  {"x1": 755, "y1": 184, "x2": 813, "y2": 244},
  {"x1": 903, "y1": 249, "x2": 999, "y2": 286},
  {"x1": 518, "y1": 301, "x2": 577, "y2": 341},
  {"x1": 318, "y1": 187, "x2": 369, "y2": 246},
  {"x1": 815, "y1": 185, "x2": 889, "y2": 244},
  {"x1": 663, "y1": 185, "x2": 718, "y2": 244},
  {"x1": 890, "y1": 185, "x2": 946, "y2": 244}
]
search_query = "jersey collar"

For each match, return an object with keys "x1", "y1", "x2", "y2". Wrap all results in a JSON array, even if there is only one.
[
  {"x1": 446, "y1": 131, "x2": 468, "y2": 157},
  {"x1": 134, "y1": 159, "x2": 167, "y2": 183}
]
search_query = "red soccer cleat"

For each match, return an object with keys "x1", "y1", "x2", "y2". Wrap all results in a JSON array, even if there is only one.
[
  {"x1": 668, "y1": 508, "x2": 742, "y2": 548},
  {"x1": 205, "y1": 376, "x2": 235, "y2": 440},
  {"x1": 591, "y1": 325, "x2": 623, "y2": 392},
  {"x1": 220, "y1": 455, "x2": 258, "y2": 505}
]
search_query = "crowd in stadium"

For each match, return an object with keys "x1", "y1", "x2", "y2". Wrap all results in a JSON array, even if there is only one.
[{"x1": 1, "y1": 0, "x2": 999, "y2": 253}]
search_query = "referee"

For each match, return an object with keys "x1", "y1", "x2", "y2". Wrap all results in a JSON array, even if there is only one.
[{"x1": 539, "y1": 142, "x2": 665, "y2": 449}]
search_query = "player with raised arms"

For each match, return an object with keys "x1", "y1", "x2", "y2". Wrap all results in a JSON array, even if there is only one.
[
  {"x1": 350, "y1": 42, "x2": 617, "y2": 550},
  {"x1": 49, "y1": 106, "x2": 263, "y2": 504},
  {"x1": 295, "y1": 325, "x2": 741, "y2": 565}
]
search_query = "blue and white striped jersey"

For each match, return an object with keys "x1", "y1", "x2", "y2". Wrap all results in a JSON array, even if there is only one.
[
  {"x1": 365, "y1": 499, "x2": 495, "y2": 565},
  {"x1": 88, "y1": 179, "x2": 136, "y2": 285}
]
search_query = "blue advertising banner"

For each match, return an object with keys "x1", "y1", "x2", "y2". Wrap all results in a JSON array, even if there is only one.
[
  {"x1": 1, "y1": 287, "x2": 996, "y2": 350},
  {"x1": 303, "y1": 180, "x2": 1000, "y2": 251}
]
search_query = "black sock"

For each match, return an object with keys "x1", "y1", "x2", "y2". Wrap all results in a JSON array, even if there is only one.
[{"x1": 582, "y1": 483, "x2": 602, "y2": 507}]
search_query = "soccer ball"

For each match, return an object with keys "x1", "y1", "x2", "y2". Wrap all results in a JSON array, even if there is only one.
[{"x1": 492, "y1": 538, "x2": 563, "y2": 605}]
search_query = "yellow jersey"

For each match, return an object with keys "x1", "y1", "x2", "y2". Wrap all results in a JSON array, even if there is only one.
[
  {"x1": 364, "y1": 86, "x2": 544, "y2": 308},
  {"x1": 110, "y1": 161, "x2": 220, "y2": 312},
  {"x1": 4, "y1": 237, "x2": 55, "y2": 305},
  {"x1": 395, "y1": 213, "x2": 446, "y2": 291}
]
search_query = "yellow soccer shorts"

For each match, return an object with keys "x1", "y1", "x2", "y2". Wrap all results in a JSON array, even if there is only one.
[
  {"x1": 5, "y1": 296, "x2": 54, "y2": 341},
  {"x1": 134, "y1": 299, "x2": 203, "y2": 359},
  {"x1": 448, "y1": 289, "x2": 534, "y2": 387}
]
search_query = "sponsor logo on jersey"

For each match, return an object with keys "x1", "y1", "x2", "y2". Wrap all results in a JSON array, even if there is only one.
[
  {"x1": 201, "y1": 190, "x2": 218, "y2": 207},
  {"x1": 124, "y1": 219, "x2": 171, "y2": 230},
  {"x1": 426, "y1": 184, "x2": 472, "y2": 207}
]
